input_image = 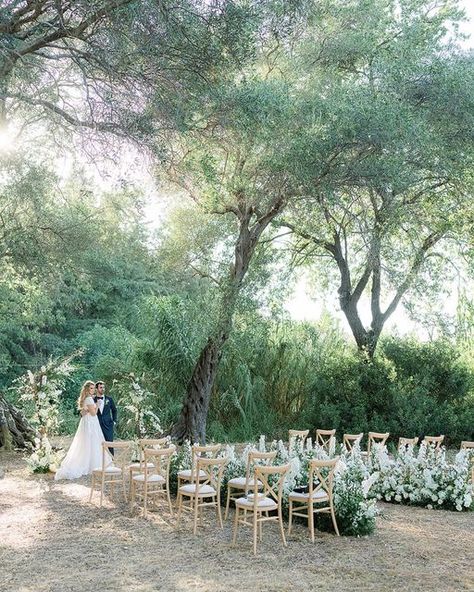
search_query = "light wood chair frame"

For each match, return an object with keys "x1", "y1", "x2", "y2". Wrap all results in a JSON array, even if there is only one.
[
  {"x1": 224, "y1": 450, "x2": 277, "y2": 520},
  {"x1": 367, "y1": 432, "x2": 390, "y2": 455},
  {"x1": 343, "y1": 433, "x2": 363, "y2": 452},
  {"x1": 232, "y1": 463, "x2": 289, "y2": 556},
  {"x1": 130, "y1": 445, "x2": 176, "y2": 517},
  {"x1": 423, "y1": 435, "x2": 445, "y2": 450},
  {"x1": 460, "y1": 441, "x2": 474, "y2": 451},
  {"x1": 177, "y1": 443, "x2": 221, "y2": 490},
  {"x1": 128, "y1": 437, "x2": 169, "y2": 487},
  {"x1": 90, "y1": 441, "x2": 132, "y2": 507},
  {"x1": 289, "y1": 429, "x2": 310, "y2": 444},
  {"x1": 315, "y1": 429, "x2": 336, "y2": 452},
  {"x1": 288, "y1": 457, "x2": 340, "y2": 541},
  {"x1": 176, "y1": 456, "x2": 227, "y2": 535},
  {"x1": 398, "y1": 436, "x2": 419, "y2": 450}
]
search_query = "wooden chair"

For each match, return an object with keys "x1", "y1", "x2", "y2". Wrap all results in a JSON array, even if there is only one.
[
  {"x1": 177, "y1": 443, "x2": 221, "y2": 490},
  {"x1": 315, "y1": 429, "x2": 336, "y2": 453},
  {"x1": 232, "y1": 464, "x2": 289, "y2": 556},
  {"x1": 423, "y1": 435, "x2": 445, "y2": 450},
  {"x1": 460, "y1": 441, "x2": 474, "y2": 451},
  {"x1": 343, "y1": 433, "x2": 363, "y2": 452},
  {"x1": 128, "y1": 437, "x2": 169, "y2": 487},
  {"x1": 288, "y1": 457, "x2": 340, "y2": 541},
  {"x1": 130, "y1": 445, "x2": 175, "y2": 517},
  {"x1": 90, "y1": 441, "x2": 133, "y2": 507},
  {"x1": 367, "y1": 432, "x2": 389, "y2": 455},
  {"x1": 224, "y1": 450, "x2": 277, "y2": 520},
  {"x1": 398, "y1": 436, "x2": 419, "y2": 450},
  {"x1": 288, "y1": 429, "x2": 310, "y2": 444},
  {"x1": 176, "y1": 456, "x2": 227, "y2": 534}
]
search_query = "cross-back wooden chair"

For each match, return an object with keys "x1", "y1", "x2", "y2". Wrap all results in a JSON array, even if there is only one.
[
  {"x1": 367, "y1": 432, "x2": 390, "y2": 455},
  {"x1": 288, "y1": 457, "x2": 340, "y2": 541},
  {"x1": 90, "y1": 441, "x2": 133, "y2": 507},
  {"x1": 130, "y1": 445, "x2": 176, "y2": 517},
  {"x1": 225, "y1": 450, "x2": 277, "y2": 520},
  {"x1": 232, "y1": 463, "x2": 289, "y2": 556},
  {"x1": 398, "y1": 436, "x2": 419, "y2": 451},
  {"x1": 176, "y1": 456, "x2": 227, "y2": 534},
  {"x1": 423, "y1": 435, "x2": 444, "y2": 450},
  {"x1": 460, "y1": 441, "x2": 474, "y2": 485},
  {"x1": 128, "y1": 437, "x2": 169, "y2": 486},
  {"x1": 177, "y1": 444, "x2": 221, "y2": 490},
  {"x1": 343, "y1": 433, "x2": 363, "y2": 452},
  {"x1": 315, "y1": 429, "x2": 336, "y2": 453},
  {"x1": 288, "y1": 429, "x2": 310, "y2": 444}
]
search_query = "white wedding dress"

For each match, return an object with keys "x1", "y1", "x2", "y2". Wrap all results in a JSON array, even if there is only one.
[{"x1": 55, "y1": 396, "x2": 111, "y2": 480}]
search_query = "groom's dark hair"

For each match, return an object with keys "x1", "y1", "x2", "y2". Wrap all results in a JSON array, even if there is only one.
[{"x1": 95, "y1": 381, "x2": 105, "y2": 388}]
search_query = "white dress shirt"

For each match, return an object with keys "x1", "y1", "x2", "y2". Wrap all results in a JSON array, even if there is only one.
[{"x1": 97, "y1": 396, "x2": 105, "y2": 414}]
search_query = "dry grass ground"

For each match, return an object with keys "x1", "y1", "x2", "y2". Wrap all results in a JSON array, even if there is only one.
[{"x1": 1, "y1": 447, "x2": 473, "y2": 592}]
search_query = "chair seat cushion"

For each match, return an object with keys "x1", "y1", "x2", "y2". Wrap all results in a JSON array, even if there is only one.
[
  {"x1": 128, "y1": 462, "x2": 155, "y2": 469},
  {"x1": 133, "y1": 473, "x2": 165, "y2": 483},
  {"x1": 235, "y1": 495, "x2": 277, "y2": 509},
  {"x1": 289, "y1": 489, "x2": 329, "y2": 501},
  {"x1": 179, "y1": 483, "x2": 216, "y2": 495},
  {"x1": 178, "y1": 469, "x2": 206, "y2": 479},
  {"x1": 93, "y1": 465, "x2": 122, "y2": 474},
  {"x1": 228, "y1": 477, "x2": 263, "y2": 488}
]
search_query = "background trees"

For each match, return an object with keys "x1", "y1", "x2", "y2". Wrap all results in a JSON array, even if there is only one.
[{"x1": 0, "y1": 0, "x2": 473, "y2": 447}]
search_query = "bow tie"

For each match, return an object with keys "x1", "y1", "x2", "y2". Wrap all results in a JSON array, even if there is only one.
[{"x1": 96, "y1": 396, "x2": 104, "y2": 400}]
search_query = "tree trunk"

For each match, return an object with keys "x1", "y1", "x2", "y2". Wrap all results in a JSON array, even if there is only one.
[
  {"x1": 0, "y1": 392, "x2": 37, "y2": 450},
  {"x1": 171, "y1": 200, "x2": 285, "y2": 443}
]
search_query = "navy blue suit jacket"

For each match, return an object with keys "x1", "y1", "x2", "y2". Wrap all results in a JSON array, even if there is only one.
[{"x1": 95, "y1": 395, "x2": 117, "y2": 442}]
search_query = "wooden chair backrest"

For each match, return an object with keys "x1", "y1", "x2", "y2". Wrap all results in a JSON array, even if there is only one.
[
  {"x1": 367, "y1": 432, "x2": 389, "y2": 454},
  {"x1": 101, "y1": 440, "x2": 132, "y2": 470},
  {"x1": 289, "y1": 429, "x2": 310, "y2": 442},
  {"x1": 143, "y1": 446, "x2": 176, "y2": 479},
  {"x1": 195, "y1": 456, "x2": 228, "y2": 492},
  {"x1": 398, "y1": 436, "x2": 419, "y2": 449},
  {"x1": 190, "y1": 444, "x2": 221, "y2": 480},
  {"x1": 253, "y1": 464, "x2": 290, "y2": 505},
  {"x1": 343, "y1": 433, "x2": 363, "y2": 451},
  {"x1": 423, "y1": 435, "x2": 444, "y2": 450},
  {"x1": 316, "y1": 429, "x2": 336, "y2": 451},
  {"x1": 460, "y1": 441, "x2": 474, "y2": 451},
  {"x1": 138, "y1": 437, "x2": 169, "y2": 465},
  {"x1": 244, "y1": 450, "x2": 277, "y2": 494},
  {"x1": 308, "y1": 457, "x2": 339, "y2": 497}
]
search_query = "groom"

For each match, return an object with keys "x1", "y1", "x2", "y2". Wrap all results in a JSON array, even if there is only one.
[{"x1": 95, "y1": 381, "x2": 117, "y2": 454}]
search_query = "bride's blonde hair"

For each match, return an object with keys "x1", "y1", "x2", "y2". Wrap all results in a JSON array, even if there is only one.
[{"x1": 77, "y1": 380, "x2": 96, "y2": 410}]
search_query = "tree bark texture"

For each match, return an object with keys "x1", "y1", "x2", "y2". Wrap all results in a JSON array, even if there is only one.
[{"x1": 0, "y1": 393, "x2": 36, "y2": 450}]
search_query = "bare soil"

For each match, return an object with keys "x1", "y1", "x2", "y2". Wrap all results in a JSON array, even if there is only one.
[{"x1": 1, "y1": 447, "x2": 473, "y2": 592}]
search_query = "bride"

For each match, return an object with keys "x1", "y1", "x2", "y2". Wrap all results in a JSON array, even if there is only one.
[{"x1": 55, "y1": 380, "x2": 112, "y2": 480}]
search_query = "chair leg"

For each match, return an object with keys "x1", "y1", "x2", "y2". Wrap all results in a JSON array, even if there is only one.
[
  {"x1": 122, "y1": 475, "x2": 127, "y2": 503},
  {"x1": 193, "y1": 495, "x2": 199, "y2": 535},
  {"x1": 232, "y1": 506, "x2": 240, "y2": 545},
  {"x1": 288, "y1": 499, "x2": 293, "y2": 535},
  {"x1": 176, "y1": 492, "x2": 183, "y2": 527},
  {"x1": 258, "y1": 518, "x2": 262, "y2": 541},
  {"x1": 144, "y1": 485, "x2": 148, "y2": 518},
  {"x1": 224, "y1": 486, "x2": 231, "y2": 520},
  {"x1": 278, "y1": 508, "x2": 287, "y2": 547},
  {"x1": 166, "y1": 488, "x2": 173, "y2": 515},
  {"x1": 330, "y1": 502, "x2": 340, "y2": 536},
  {"x1": 253, "y1": 511, "x2": 258, "y2": 556},
  {"x1": 309, "y1": 503, "x2": 315, "y2": 543},
  {"x1": 216, "y1": 494, "x2": 224, "y2": 529}
]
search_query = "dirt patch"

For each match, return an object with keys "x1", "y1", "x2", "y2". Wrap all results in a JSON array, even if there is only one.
[{"x1": 1, "y1": 449, "x2": 473, "y2": 592}]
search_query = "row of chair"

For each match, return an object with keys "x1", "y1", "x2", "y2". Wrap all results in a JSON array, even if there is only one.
[
  {"x1": 289, "y1": 429, "x2": 474, "y2": 454},
  {"x1": 88, "y1": 440, "x2": 341, "y2": 555}
]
